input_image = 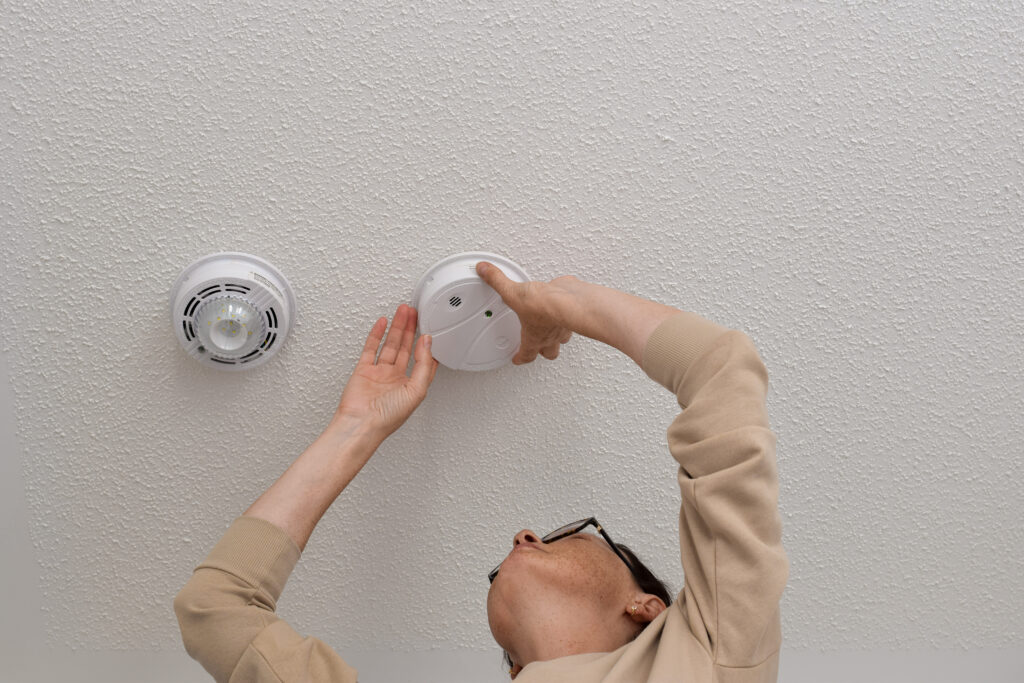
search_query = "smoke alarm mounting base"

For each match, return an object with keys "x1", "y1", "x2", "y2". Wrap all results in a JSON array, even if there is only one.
[
  {"x1": 169, "y1": 252, "x2": 296, "y2": 371},
  {"x1": 411, "y1": 251, "x2": 529, "y2": 371}
]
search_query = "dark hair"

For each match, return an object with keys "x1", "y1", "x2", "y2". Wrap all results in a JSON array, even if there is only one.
[{"x1": 500, "y1": 542, "x2": 673, "y2": 673}]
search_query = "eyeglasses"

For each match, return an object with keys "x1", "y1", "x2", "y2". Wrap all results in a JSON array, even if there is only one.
[{"x1": 487, "y1": 517, "x2": 635, "y2": 584}]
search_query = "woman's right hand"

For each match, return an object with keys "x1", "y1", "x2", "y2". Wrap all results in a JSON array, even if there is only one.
[{"x1": 475, "y1": 261, "x2": 577, "y2": 365}]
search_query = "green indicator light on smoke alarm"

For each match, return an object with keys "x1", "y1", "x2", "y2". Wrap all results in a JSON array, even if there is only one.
[{"x1": 485, "y1": 310, "x2": 493, "y2": 317}]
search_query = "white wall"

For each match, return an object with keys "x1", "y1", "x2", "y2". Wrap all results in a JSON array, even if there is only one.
[{"x1": 2, "y1": 1, "x2": 1021, "y2": 681}]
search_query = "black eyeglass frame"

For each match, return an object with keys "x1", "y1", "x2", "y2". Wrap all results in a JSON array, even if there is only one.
[{"x1": 487, "y1": 517, "x2": 636, "y2": 584}]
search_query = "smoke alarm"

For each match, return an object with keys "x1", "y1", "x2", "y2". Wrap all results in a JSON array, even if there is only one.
[
  {"x1": 169, "y1": 252, "x2": 296, "y2": 371},
  {"x1": 411, "y1": 251, "x2": 530, "y2": 371}
]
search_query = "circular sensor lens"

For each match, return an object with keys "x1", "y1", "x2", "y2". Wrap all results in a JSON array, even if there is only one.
[{"x1": 194, "y1": 296, "x2": 266, "y2": 357}]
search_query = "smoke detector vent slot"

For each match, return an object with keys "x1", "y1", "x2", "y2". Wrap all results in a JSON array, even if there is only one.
[{"x1": 449, "y1": 296, "x2": 462, "y2": 308}]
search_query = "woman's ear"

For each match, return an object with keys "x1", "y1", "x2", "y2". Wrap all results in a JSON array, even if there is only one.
[
  {"x1": 510, "y1": 662, "x2": 523, "y2": 679},
  {"x1": 627, "y1": 593, "x2": 668, "y2": 623}
]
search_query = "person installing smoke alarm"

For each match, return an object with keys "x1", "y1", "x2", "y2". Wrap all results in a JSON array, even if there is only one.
[{"x1": 174, "y1": 261, "x2": 788, "y2": 682}]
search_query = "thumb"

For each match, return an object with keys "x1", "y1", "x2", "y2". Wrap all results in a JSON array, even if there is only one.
[
  {"x1": 475, "y1": 261, "x2": 514, "y2": 300},
  {"x1": 410, "y1": 334, "x2": 439, "y2": 394}
]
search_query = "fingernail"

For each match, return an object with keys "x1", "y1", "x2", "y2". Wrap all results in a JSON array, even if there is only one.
[
  {"x1": 477, "y1": 262, "x2": 489, "y2": 275},
  {"x1": 425, "y1": 335, "x2": 432, "y2": 347}
]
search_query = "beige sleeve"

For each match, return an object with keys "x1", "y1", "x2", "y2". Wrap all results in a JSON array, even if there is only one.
[
  {"x1": 642, "y1": 312, "x2": 789, "y2": 670},
  {"x1": 173, "y1": 515, "x2": 358, "y2": 683}
]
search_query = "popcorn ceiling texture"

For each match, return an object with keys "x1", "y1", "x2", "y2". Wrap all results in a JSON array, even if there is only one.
[{"x1": 2, "y1": 0, "x2": 1022, "y2": 662}]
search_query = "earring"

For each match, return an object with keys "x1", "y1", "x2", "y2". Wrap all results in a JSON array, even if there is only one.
[{"x1": 630, "y1": 604, "x2": 638, "y2": 615}]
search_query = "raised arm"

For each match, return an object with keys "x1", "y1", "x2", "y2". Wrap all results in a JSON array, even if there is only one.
[
  {"x1": 477, "y1": 262, "x2": 789, "y2": 675},
  {"x1": 643, "y1": 318, "x2": 788, "y2": 674},
  {"x1": 174, "y1": 305, "x2": 439, "y2": 683},
  {"x1": 474, "y1": 262, "x2": 683, "y2": 367}
]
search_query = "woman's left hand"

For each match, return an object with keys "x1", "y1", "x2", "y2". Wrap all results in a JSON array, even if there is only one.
[{"x1": 332, "y1": 304, "x2": 439, "y2": 442}]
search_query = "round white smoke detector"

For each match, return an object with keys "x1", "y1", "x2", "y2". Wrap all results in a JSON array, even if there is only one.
[
  {"x1": 411, "y1": 251, "x2": 530, "y2": 371},
  {"x1": 169, "y1": 252, "x2": 296, "y2": 371}
]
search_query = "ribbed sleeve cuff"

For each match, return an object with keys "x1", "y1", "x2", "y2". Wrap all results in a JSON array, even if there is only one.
[
  {"x1": 196, "y1": 516, "x2": 302, "y2": 603},
  {"x1": 642, "y1": 310, "x2": 729, "y2": 395}
]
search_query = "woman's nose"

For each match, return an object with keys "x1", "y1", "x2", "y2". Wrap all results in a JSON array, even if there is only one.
[{"x1": 514, "y1": 529, "x2": 542, "y2": 547}]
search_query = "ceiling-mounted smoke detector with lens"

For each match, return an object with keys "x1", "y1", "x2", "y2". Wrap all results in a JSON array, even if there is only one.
[
  {"x1": 412, "y1": 251, "x2": 529, "y2": 371},
  {"x1": 170, "y1": 252, "x2": 296, "y2": 371}
]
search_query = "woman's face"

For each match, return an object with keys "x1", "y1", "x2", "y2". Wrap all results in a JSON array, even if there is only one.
[{"x1": 485, "y1": 527, "x2": 637, "y2": 642}]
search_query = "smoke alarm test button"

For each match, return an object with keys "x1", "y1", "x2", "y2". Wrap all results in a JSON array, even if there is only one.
[{"x1": 411, "y1": 251, "x2": 530, "y2": 371}]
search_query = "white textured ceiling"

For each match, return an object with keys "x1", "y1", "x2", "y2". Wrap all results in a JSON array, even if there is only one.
[{"x1": 2, "y1": 0, "x2": 1022, "y2": 666}]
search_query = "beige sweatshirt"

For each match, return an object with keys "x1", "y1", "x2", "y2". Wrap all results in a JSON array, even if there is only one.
[{"x1": 174, "y1": 310, "x2": 789, "y2": 682}]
